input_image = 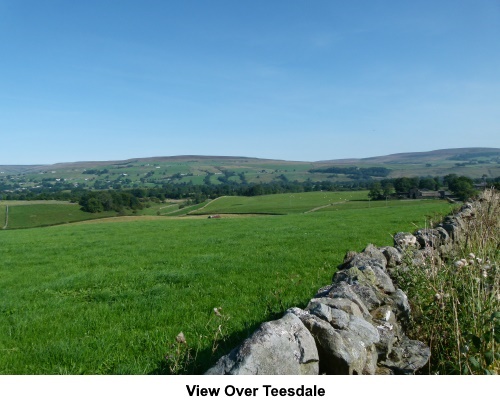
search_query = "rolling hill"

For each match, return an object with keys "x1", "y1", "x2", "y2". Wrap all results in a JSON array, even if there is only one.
[{"x1": 1, "y1": 148, "x2": 499, "y2": 194}]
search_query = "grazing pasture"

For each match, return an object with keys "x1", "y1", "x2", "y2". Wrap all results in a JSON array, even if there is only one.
[
  {"x1": 192, "y1": 191, "x2": 369, "y2": 215},
  {"x1": 1, "y1": 203, "x2": 114, "y2": 229},
  {"x1": 0, "y1": 196, "x2": 454, "y2": 374}
]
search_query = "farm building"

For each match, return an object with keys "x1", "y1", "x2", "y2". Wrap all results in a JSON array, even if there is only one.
[{"x1": 407, "y1": 188, "x2": 453, "y2": 199}]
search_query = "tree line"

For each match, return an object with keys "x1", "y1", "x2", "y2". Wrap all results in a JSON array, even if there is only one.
[
  {"x1": 1, "y1": 174, "x2": 498, "y2": 212},
  {"x1": 367, "y1": 174, "x2": 486, "y2": 201}
]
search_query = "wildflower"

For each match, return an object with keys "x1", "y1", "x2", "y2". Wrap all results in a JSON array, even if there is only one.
[
  {"x1": 176, "y1": 332, "x2": 187, "y2": 344},
  {"x1": 213, "y1": 307, "x2": 222, "y2": 317}
]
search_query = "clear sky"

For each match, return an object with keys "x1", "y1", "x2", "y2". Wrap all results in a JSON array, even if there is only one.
[{"x1": 1, "y1": 0, "x2": 499, "y2": 164}]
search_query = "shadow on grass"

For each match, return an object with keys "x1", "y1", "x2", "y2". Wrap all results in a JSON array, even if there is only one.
[
  {"x1": 148, "y1": 304, "x2": 309, "y2": 375},
  {"x1": 148, "y1": 319, "x2": 264, "y2": 375}
]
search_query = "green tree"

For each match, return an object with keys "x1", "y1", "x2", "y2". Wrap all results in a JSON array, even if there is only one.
[
  {"x1": 419, "y1": 177, "x2": 437, "y2": 190},
  {"x1": 368, "y1": 182, "x2": 383, "y2": 200},
  {"x1": 85, "y1": 197, "x2": 103, "y2": 213},
  {"x1": 448, "y1": 176, "x2": 477, "y2": 200}
]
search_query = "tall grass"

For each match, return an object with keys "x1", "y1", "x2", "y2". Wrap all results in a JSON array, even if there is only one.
[{"x1": 394, "y1": 189, "x2": 500, "y2": 374}]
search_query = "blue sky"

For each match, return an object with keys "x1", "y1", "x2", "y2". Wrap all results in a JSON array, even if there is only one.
[{"x1": 1, "y1": 0, "x2": 499, "y2": 164}]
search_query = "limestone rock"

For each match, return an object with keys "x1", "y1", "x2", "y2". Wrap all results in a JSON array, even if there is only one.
[
  {"x1": 414, "y1": 228, "x2": 442, "y2": 248},
  {"x1": 390, "y1": 289, "x2": 411, "y2": 323},
  {"x1": 394, "y1": 232, "x2": 418, "y2": 248},
  {"x1": 369, "y1": 265, "x2": 396, "y2": 293},
  {"x1": 394, "y1": 232, "x2": 418, "y2": 249},
  {"x1": 346, "y1": 315, "x2": 380, "y2": 347},
  {"x1": 317, "y1": 282, "x2": 372, "y2": 320},
  {"x1": 306, "y1": 297, "x2": 364, "y2": 318},
  {"x1": 204, "y1": 312, "x2": 319, "y2": 375},
  {"x1": 300, "y1": 314, "x2": 368, "y2": 375},
  {"x1": 370, "y1": 306, "x2": 400, "y2": 358},
  {"x1": 380, "y1": 337, "x2": 430, "y2": 374},
  {"x1": 434, "y1": 226, "x2": 450, "y2": 245},
  {"x1": 381, "y1": 246, "x2": 403, "y2": 268},
  {"x1": 350, "y1": 283, "x2": 382, "y2": 311},
  {"x1": 344, "y1": 244, "x2": 388, "y2": 271},
  {"x1": 329, "y1": 308, "x2": 350, "y2": 329}
]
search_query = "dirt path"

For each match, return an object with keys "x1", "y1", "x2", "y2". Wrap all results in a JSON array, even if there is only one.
[
  {"x1": 305, "y1": 201, "x2": 346, "y2": 213},
  {"x1": 2, "y1": 205, "x2": 8, "y2": 229}
]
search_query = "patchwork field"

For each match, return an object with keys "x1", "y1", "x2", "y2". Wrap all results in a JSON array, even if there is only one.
[
  {"x1": 0, "y1": 194, "x2": 454, "y2": 374},
  {"x1": 2, "y1": 149, "x2": 499, "y2": 195}
]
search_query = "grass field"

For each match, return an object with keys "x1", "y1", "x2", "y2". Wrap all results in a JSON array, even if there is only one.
[
  {"x1": 0, "y1": 197, "x2": 454, "y2": 374},
  {"x1": 192, "y1": 191, "x2": 370, "y2": 215},
  {"x1": 0, "y1": 200, "x2": 204, "y2": 230},
  {"x1": 0, "y1": 206, "x2": 6, "y2": 229},
  {"x1": 1, "y1": 203, "x2": 116, "y2": 229}
]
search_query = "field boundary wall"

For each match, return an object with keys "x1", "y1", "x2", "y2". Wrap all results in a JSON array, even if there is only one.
[{"x1": 205, "y1": 197, "x2": 485, "y2": 374}]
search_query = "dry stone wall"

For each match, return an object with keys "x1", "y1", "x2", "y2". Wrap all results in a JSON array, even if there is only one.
[{"x1": 206, "y1": 200, "x2": 480, "y2": 375}]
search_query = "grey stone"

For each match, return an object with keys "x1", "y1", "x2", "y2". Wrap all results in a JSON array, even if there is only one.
[
  {"x1": 394, "y1": 232, "x2": 418, "y2": 248},
  {"x1": 390, "y1": 289, "x2": 411, "y2": 323},
  {"x1": 329, "y1": 308, "x2": 350, "y2": 329},
  {"x1": 307, "y1": 302, "x2": 332, "y2": 323},
  {"x1": 204, "y1": 312, "x2": 319, "y2": 375},
  {"x1": 410, "y1": 249, "x2": 427, "y2": 267},
  {"x1": 434, "y1": 226, "x2": 450, "y2": 245},
  {"x1": 370, "y1": 306, "x2": 400, "y2": 358},
  {"x1": 300, "y1": 314, "x2": 366, "y2": 374},
  {"x1": 333, "y1": 266, "x2": 377, "y2": 286},
  {"x1": 350, "y1": 283, "x2": 382, "y2": 311},
  {"x1": 381, "y1": 246, "x2": 403, "y2": 268},
  {"x1": 374, "y1": 323, "x2": 397, "y2": 359},
  {"x1": 414, "y1": 228, "x2": 441, "y2": 248},
  {"x1": 347, "y1": 315, "x2": 380, "y2": 347},
  {"x1": 344, "y1": 244, "x2": 388, "y2": 272},
  {"x1": 363, "y1": 344, "x2": 379, "y2": 375},
  {"x1": 381, "y1": 337, "x2": 431, "y2": 374},
  {"x1": 297, "y1": 304, "x2": 350, "y2": 330},
  {"x1": 318, "y1": 282, "x2": 372, "y2": 319},
  {"x1": 369, "y1": 265, "x2": 396, "y2": 293},
  {"x1": 306, "y1": 297, "x2": 363, "y2": 318}
]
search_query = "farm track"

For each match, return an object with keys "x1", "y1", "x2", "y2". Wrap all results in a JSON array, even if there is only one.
[
  {"x1": 305, "y1": 201, "x2": 347, "y2": 213},
  {"x1": 2, "y1": 205, "x2": 8, "y2": 229}
]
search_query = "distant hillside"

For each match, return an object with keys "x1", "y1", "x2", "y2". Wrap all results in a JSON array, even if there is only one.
[
  {"x1": 318, "y1": 148, "x2": 500, "y2": 165},
  {"x1": 1, "y1": 148, "x2": 499, "y2": 195}
]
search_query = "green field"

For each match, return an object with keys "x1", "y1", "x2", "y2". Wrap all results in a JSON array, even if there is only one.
[
  {"x1": 192, "y1": 191, "x2": 369, "y2": 215},
  {"x1": 0, "y1": 195, "x2": 454, "y2": 374},
  {"x1": 0, "y1": 200, "x2": 204, "y2": 229},
  {"x1": 2, "y1": 203, "x2": 116, "y2": 229}
]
